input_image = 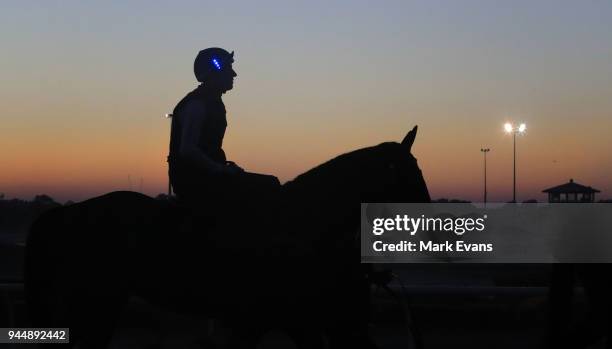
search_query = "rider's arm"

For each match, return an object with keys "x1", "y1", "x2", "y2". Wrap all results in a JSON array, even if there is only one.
[{"x1": 178, "y1": 100, "x2": 226, "y2": 175}]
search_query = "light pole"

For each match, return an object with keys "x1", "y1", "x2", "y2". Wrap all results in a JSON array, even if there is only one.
[
  {"x1": 504, "y1": 122, "x2": 526, "y2": 203},
  {"x1": 480, "y1": 148, "x2": 490, "y2": 205},
  {"x1": 165, "y1": 113, "x2": 173, "y2": 196}
]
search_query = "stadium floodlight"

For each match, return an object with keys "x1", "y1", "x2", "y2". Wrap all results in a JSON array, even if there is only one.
[{"x1": 503, "y1": 122, "x2": 527, "y2": 202}]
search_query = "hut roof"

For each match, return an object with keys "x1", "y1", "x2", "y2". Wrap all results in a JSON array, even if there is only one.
[{"x1": 542, "y1": 179, "x2": 600, "y2": 194}]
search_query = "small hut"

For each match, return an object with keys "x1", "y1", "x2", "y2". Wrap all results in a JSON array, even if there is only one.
[{"x1": 542, "y1": 179, "x2": 600, "y2": 203}]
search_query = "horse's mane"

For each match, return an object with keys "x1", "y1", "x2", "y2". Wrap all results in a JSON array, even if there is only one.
[{"x1": 284, "y1": 141, "x2": 399, "y2": 190}]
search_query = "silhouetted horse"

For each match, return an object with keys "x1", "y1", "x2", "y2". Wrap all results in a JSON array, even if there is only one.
[{"x1": 25, "y1": 126, "x2": 430, "y2": 348}]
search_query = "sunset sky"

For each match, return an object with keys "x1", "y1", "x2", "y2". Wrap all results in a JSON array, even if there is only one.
[{"x1": 1, "y1": 1, "x2": 611, "y2": 203}]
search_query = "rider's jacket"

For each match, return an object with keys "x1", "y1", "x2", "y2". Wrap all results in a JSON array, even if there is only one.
[{"x1": 168, "y1": 85, "x2": 227, "y2": 196}]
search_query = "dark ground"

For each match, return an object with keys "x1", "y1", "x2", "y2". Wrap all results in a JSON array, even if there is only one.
[{"x1": 0, "y1": 237, "x2": 601, "y2": 348}]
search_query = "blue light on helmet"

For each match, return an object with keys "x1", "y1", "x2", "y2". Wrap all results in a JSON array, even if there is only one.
[{"x1": 212, "y1": 58, "x2": 221, "y2": 70}]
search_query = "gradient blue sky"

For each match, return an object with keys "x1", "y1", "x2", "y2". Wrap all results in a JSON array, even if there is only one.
[{"x1": 1, "y1": 1, "x2": 611, "y2": 202}]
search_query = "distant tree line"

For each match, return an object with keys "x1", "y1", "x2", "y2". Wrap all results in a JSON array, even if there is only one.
[
  {"x1": 433, "y1": 198, "x2": 472, "y2": 203},
  {"x1": 0, "y1": 192, "x2": 609, "y2": 236},
  {"x1": 0, "y1": 194, "x2": 63, "y2": 235}
]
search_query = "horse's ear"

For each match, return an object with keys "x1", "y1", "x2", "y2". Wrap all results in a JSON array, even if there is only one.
[{"x1": 401, "y1": 125, "x2": 418, "y2": 152}]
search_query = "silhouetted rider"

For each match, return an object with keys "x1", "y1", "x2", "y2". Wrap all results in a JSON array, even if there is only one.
[{"x1": 168, "y1": 48, "x2": 280, "y2": 207}]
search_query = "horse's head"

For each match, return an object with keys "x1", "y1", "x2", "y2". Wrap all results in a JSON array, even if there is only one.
[
  {"x1": 283, "y1": 126, "x2": 430, "y2": 259},
  {"x1": 359, "y1": 126, "x2": 431, "y2": 203}
]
